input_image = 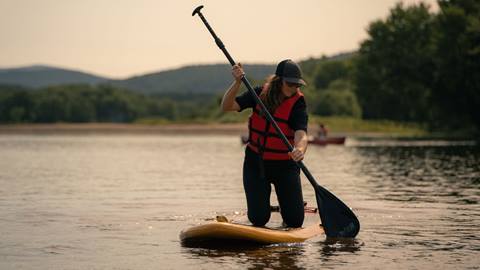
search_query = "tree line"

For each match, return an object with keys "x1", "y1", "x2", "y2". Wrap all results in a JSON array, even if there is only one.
[{"x1": 0, "y1": 84, "x2": 187, "y2": 123}]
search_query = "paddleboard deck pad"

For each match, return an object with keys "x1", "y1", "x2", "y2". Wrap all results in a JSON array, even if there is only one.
[{"x1": 180, "y1": 216, "x2": 324, "y2": 246}]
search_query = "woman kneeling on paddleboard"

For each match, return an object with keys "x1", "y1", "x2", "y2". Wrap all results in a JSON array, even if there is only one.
[{"x1": 221, "y1": 59, "x2": 308, "y2": 228}]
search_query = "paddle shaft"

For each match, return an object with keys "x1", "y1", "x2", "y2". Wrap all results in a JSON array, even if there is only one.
[{"x1": 193, "y1": 6, "x2": 318, "y2": 186}]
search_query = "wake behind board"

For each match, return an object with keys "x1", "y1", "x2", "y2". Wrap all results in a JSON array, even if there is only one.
[{"x1": 180, "y1": 215, "x2": 324, "y2": 246}]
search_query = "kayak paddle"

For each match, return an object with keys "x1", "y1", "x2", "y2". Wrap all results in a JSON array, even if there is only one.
[{"x1": 192, "y1": 5, "x2": 360, "y2": 238}]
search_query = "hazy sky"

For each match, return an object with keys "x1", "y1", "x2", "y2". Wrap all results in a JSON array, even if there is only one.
[{"x1": 0, "y1": 0, "x2": 438, "y2": 79}]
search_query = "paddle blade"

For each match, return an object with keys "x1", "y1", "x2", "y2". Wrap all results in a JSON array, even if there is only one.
[{"x1": 314, "y1": 184, "x2": 360, "y2": 238}]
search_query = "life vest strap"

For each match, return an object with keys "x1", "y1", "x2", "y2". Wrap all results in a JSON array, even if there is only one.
[
  {"x1": 252, "y1": 107, "x2": 289, "y2": 124},
  {"x1": 248, "y1": 141, "x2": 290, "y2": 154},
  {"x1": 248, "y1": 125, "x2": 295, "y2": 140}
]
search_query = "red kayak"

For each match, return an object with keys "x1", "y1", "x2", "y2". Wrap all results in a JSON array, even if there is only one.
[
  {"x1": 241, "y1": 135, "x2": 346, "y2": 146},
  {"x1": 309, "y1": 136, "x2": 346, "y2": 146}
]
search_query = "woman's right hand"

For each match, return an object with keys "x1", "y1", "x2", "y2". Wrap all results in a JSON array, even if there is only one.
[{"x1": 232, "y1": 63, "x2": 245, "y2": 83}]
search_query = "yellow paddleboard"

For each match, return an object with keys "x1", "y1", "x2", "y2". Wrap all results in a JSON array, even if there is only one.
[{"x1": 180, "y1": 217, "x2": 324, "y2": 245}]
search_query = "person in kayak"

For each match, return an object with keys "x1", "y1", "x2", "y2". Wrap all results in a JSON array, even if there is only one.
[
  {"x1": 317, "y1": 123, "x2": 329, "y2": 139},
  {"x1": 221, "y1": 59, "x2": 308, "y2": 228}
]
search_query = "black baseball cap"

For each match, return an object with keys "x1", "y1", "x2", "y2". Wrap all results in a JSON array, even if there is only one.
[{"x1": 275, "y1": 59, "x2": 306, "y2": 86}]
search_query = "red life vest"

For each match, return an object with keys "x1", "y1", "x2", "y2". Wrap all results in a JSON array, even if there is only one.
[{"x1": 247, "y1": 86, "x2": 304, "y2": 160}]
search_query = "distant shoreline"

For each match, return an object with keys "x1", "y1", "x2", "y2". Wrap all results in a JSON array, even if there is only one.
[
  {"x1": 1, "y1": 123, "x2": 477, "y2": 141},
  {"x1": 0, "y1": 123, "x2": 420, "y2": 138},
  {"x1": 0, "y1": 123, "x2": 248, "y2": 135}
]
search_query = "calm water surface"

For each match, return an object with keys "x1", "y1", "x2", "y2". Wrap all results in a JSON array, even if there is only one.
[{"x1": 0, "y1": 134, "x2": 478, "y2": 269}]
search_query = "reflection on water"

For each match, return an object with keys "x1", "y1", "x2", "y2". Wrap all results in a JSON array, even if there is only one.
[
  {"x1": 319, "y1": 238, "x2": 363, "y2": 256},
  {"x1": 182, "y1": 237, "x2": 364, "y2": 270},
  {"x1": 185, "y1": 244, "x2": 308, "y2": 270},
  {"x1": 355, "y1": 145, "x2": 480, "y2": 203},
  {"x1": 0, "y1": 134, "x2": 479, "y2": 269}
]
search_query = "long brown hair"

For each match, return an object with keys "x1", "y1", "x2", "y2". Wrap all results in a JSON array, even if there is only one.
[{"x1": 260, "y1": 75, "x2": 284, "y2": 114}]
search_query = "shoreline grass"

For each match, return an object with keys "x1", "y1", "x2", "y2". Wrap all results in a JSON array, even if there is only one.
[
  {"x1": 309, "y1": 116, "x2": 428, "y2": 137},
  {"x1": 135, "y1": 115, "x2": 429, "y2": 137},
  {"x1": 1, "y1": 116, "x2": 476, "y2": 139}
]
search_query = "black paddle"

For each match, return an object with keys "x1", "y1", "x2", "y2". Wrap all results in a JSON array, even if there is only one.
[{"x1": 192, "y1": 5, "x2": 360, "y2": 238}]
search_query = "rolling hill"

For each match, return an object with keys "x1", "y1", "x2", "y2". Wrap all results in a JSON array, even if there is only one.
[
  {"x1": 0, "y1": 52, "x2": 356, "y2": 96},
  {"x1": 0, "y1": 64, "x2": 275, "y2": 95},
  {"x1": 108, "y1": 64, "x2": 275, "y2": 95},
  {"x1": 0, "y1": 65, "x2": 108, "y2": 88}
]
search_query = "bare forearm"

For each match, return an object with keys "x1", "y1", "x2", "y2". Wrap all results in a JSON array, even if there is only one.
[
  {"x1": 289, "y1": 130, "x2": 308, "y2": 162},
  {"x1": 221, "y1": 80, "x2": 241, "y2": 111},
  {"x1": 294, "y1": 130, "x2": 308, "y2": 153}
]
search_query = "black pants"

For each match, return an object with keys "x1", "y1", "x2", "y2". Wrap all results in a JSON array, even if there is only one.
[{"x1": 243, "y1": 146, "x2": 304, "y2": 228}]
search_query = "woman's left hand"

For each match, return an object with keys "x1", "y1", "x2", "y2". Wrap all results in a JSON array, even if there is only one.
[{"x1": 289, "y1": 147, "x2": 305, "y2": 162}]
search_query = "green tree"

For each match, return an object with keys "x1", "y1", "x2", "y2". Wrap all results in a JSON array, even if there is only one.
[
  {"x1": 355, "y1": 3, "x2": 435, "y2": 122},
  {"x1": 34, "y1": 94, "x2": 68, "y2": 122},
  {"x1": 431, "y1": 0, "x2": 480, "y2": 131},
  {"x1": 313, "y1": 60, "x2": 351, "y2": 89},
  {"x1": 0, "y1": 89, "x2": 34, "y2": 122},
  {"x1": 311, "y1": 88, "x2": 362, "y2": 118}
]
